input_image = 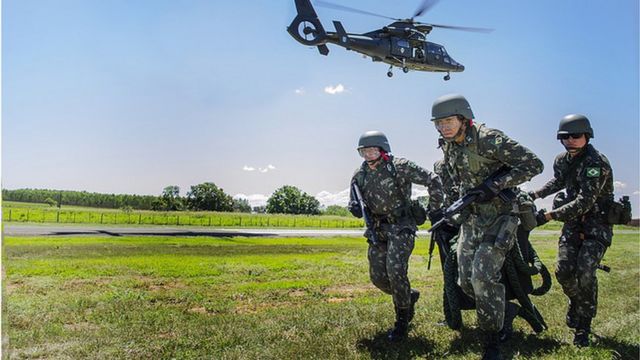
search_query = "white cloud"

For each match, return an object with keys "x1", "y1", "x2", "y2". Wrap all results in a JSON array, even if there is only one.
[
  {"x1": 294, "y1": 88, "x2": 305, "y2": 95},
  {"x1": 634, "y1": 190, "x2": 640, "y2": 196},
  {"x1": 234, "y1": 193, "x2": 270, "y2": 208},
  {"x1": 315, "y1": 188, "x2": 350, "y2": 207},
  {"x1": 614, "y1": 181, "x2": 627, "y2": 189},
  {"x1": 324, "y1": 84, "x2": 345, "y2": 95},
  {"x1": 243, "y1": 164, "x2": 276, "y2": 173}
]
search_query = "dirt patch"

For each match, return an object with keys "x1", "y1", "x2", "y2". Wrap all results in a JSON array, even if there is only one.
[
  {"x1": 234, "y1": 301, "x2": 298, "y2": 315},
  {"x1": 323, "y1": 284, "x2": 375, "y2": 296},
  {"x1": 188, "y1": 307, "x2": 209, "y2": 314},
  {"x1": 63, "y1": 322, "x2": 100, "y2": 332},
  {"x1": 326, "y1": 297, "x2": 350, "y2": 303}
]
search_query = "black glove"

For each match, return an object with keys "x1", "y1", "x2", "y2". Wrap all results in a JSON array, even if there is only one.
[
  {"x1": 535, "y1": 209, "x2": 549, "y2": 226},
  {"x1": 348, "y1": 200, "x2": 363, "y2": 218},
  {"x1": 428, "y1": 208, "x2": 444, "y2": 224},
  {"x1": 469, "y1": 180, "x2": 501, "y2": 202},
  {"x1": 527, "y1": 191, "x2": 537, "y2": 200}
]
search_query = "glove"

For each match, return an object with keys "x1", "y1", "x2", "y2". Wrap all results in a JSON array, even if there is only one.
[
  {"x1": 527, "y1": 191, "x2": 537, "y2": 200},
  {"x1": 428, "y1": 208, "x2": 444, "y2": 224},
  {"x1": 469, "y1": 180, "x2": 501, "y2": 202},
  {"x1": 348, "y1": 200, "x2": 363, "y2": 218},
  {"x1": 535, "y1": 209, "x2": 549, "y2": 226}
]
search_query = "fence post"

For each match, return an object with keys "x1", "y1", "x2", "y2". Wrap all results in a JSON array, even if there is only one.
[
  {"x1": 177, "y1": 215, "x2": 180, "y2": 226},
  {"x1": 138, "y1": 214, "x2": 142, "y2": 224},
  {"x1": 57, "y1": 211, "x2": 61, "y2": 223},
  {"x1": 8, "y1": 209, "x2": 12, "y2": 222},
  {"x1": 208, "y1": 217, "x2": 211, "y2": 226},
  {"x1": 27, "y1": 210, "x2": 30, "y2": 222},
  {"x1": 73, "y1": 212, "x2": 76, "y2": 223}
]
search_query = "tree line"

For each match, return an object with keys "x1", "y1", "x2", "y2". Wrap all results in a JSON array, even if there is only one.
[{"x1": 2, "y1": 184, "x2": 338, "y2": 215}]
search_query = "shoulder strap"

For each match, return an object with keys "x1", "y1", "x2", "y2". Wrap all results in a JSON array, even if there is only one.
[{"x1": 462, "y1": 124, "x2": 498, "y2": 165}]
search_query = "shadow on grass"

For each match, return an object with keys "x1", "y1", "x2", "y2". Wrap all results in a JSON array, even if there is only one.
[
  {"x1": 444, "y1": 327, "x2": 562, "y2": 359},
  {"x1": 592, "y1": 334, "x2": 640, "y2": 360},
  {"x1": 356, "y1": 330, "x2": 437, "y2": 359}
]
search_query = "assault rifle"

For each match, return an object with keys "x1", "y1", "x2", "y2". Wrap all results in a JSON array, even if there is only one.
[
  {"x1": 427, "y1": 165, "x2": 515, "y2": 269},
  {"x1": 351, "y1": 182, "x2": 378, "y2": 246}
]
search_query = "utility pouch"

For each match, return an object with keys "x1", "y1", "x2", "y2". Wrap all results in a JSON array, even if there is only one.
[
  {"x1": 411, "y1": 200, "x2": 427, "y2": 225},
  {"x1": 517, "y1": 192, "x2": 538, "y2": 231},
  {"x1": 493, "y1": 215, "x2": 519, "y2": 252},
  {"x1": 606, "y1": 196, "x2": 632, "y2": 225}
]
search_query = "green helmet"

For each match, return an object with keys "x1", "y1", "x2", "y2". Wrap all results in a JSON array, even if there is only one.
[
  {"x1": 557, "y1": 114, "x2": 593, "y2": 139},
  {"x1": 430, "y1": 94, "x2": 474, "y2": 121},
  {"x1": 357, "y1": 131, "x2": 391, "y2": 153}
]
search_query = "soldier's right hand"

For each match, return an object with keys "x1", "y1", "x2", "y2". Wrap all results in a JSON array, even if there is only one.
[{"x1": 348, "y1": 201, "x2": 363, "y2": 218}]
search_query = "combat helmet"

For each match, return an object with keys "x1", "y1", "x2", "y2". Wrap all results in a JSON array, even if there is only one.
[
  {"x1": 557, "y1": 114, "x2": 594, "y2": 139},
  {"x1": 357, "y1": 131, "x2": 391, "y2": 153},
  {"x1": 430, "y1": 94, "x2": 474, "y2": 121}
]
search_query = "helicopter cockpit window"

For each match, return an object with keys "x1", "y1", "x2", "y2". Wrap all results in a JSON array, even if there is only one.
[
  {"x1": 397, "y1": 39, "x2": 409, "y2": 48},
  {"x1": 444, "y1": 56, "x2": 450, "y2": 64}
]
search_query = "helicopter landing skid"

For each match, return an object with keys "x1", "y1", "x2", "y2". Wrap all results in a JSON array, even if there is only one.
[
  {"x1": 387, "y1": 65, "x2": 394, "y2": 78},
  {"x1": 444, "y1": 72, "x2": 451, "y2": 81}
]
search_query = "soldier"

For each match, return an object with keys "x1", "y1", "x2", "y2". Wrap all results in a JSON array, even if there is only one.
[
  {"x1": 430, "y1": 94, "x2": 543, "y2": 360},
  {"x1": 529, "y1": 114, "x2": 614, "y2": 347},
  {"x1": 348, "y1": 130, "x2": 444, "y2": 342}
]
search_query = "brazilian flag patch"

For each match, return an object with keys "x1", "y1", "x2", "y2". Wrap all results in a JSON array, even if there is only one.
[{"x1": 586, "y1": 167, "x2": 601, "y2": 177}]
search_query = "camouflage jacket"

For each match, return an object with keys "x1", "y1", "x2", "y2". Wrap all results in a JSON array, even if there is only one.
[
  {"x1": 439, "y1": 123, "x2": 544, "y2": 215},
  {"x1": 350, "y1": 156, "x2": 444, "y2": 219},
  {"x1": 532, "y1": 144, "x2": 614, "y2": 223}
]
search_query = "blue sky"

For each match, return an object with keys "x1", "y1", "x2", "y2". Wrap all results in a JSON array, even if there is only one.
[{"x1": 3, "y1": 0, "x2": 639, "y2": 214}]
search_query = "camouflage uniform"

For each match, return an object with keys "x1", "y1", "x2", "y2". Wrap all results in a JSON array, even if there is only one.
[
  {"x1": 531, "y1": 143, "x2": 613, "y2": 320},
  {"x1": 351, "y1": 156, "x2": 443, "y2": 309},
  {"x1": 439, "y1": 123, "x2": 543, "y2": 332}
]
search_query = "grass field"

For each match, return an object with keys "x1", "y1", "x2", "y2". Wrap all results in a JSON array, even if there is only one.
[
  {"x1": 3, "y1": 231, "x2": 639, "y2": 359},
  {"x1": 2, "y1": 201, "x2": 364, "y2": 229}
]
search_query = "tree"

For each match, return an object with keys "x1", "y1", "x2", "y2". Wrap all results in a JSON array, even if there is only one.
[
  {"x1": 232, "y1": 198, "x2": 252, "y2": 213},
  {"x1": 162, "y1": 185, "x2": 184, "y2": 211},
  {"x1": 323, "y1": 205, "x2": 350, "y2": 217},
  {"x1": 186, "y1": 182, "x2": 233, "y2": 211},
  {"x1": 266, "y1": 185, "x2": 320, "y2": 215}
]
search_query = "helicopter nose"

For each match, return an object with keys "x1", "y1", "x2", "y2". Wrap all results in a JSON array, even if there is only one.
[{"x1": 457, "y1": 64, "x2": 465, "y2": 72}]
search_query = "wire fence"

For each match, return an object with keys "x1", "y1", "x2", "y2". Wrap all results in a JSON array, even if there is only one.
[{"x1": 2, "y1": 208, "x2": 367, "y2": 229}]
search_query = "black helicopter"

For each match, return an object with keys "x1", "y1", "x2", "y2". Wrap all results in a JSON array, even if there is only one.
[{"x1": 287, "y1": 0, "x2": 492, "y2": 80}]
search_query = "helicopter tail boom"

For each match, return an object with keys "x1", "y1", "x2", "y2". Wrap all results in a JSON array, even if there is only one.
[{"x1": 288, "y1": 0, "x2": 329, "y2": 53}]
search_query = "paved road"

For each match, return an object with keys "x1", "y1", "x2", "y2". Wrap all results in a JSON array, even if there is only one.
[{"x1": 4, "y1": 223, "x2": 638, "y2": 238}]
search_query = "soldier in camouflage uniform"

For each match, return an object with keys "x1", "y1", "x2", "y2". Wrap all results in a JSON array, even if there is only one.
[
  {"x1": 348, "y1": 130, "x2": 444, "y2": 342},
  {"x1": 430, "y1": 94, "x2": 543, "y2": 360},
  {"x1": 530, "y1": 114, "x2": 613, "y2": 347}
]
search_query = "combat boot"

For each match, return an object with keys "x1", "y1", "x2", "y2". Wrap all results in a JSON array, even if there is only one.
[
  {"x1": 566, "y1": 298, "x2": 579, "y2": 329},
  {"x1": 573, "y1": 317, "x2": 592, "y2": 348},
  {"x1": 481, "y1": 331, "x2": 503, "y2": 360},
  {"x1": 498, "y1": 302, "x2": 520, "y2": 343},
  {"x1": 408, "y1": 289, "x2": 420, "y2": 322},
  {"x1": 387, "y1": 308, "x2": 410, "y2": 342}
]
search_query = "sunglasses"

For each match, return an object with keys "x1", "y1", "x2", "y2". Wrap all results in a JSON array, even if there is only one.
[{"x1": 558, "y1": 133, "x2": 584, "y2": 140}]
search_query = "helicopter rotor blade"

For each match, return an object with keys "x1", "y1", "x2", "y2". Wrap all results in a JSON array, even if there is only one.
[
  {"x1": 417, "y1": 22, "x2": 494, "y2": 33},
  {"x1": 315, "y1": 0, "x2": 397, "y2": 21},
  {"x1": 413, "y1": 0, "x2": 440, "y2": 19}
]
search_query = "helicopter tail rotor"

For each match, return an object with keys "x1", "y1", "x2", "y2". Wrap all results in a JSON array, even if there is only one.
[{"x1": 287, "y1": 0, "x2": 328, "y2": 46}]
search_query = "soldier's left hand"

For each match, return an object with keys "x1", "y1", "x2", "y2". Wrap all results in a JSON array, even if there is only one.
[
  {"x1": 535, "y1": 209, "x2": 549, "y2": 226},
  {"x1": 469, "y1": 180, "x2": 501, "y2": 202}
]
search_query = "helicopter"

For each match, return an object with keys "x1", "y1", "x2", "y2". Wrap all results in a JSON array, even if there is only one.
[{"x1": 287, "y1": 0, "x2": 492, "y2": 80}]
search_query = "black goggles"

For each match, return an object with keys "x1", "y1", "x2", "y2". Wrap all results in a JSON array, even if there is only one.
[{"x1": 558, "y1": 133, "x2": 584, "y2": 140}]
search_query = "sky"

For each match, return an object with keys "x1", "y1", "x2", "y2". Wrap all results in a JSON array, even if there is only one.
[{"x1": 2, "y1": 0, "x2": 639, "y2": 215}]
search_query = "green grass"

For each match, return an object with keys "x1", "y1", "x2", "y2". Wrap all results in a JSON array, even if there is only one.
[
  {"x1": 3, "y1": 232, "x2": 639, "y2": 359},
  {"x1": 2, "y1": 201, "x2": 366, "y2": 229}
]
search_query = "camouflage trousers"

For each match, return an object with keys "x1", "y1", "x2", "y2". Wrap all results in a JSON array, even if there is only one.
[
  {"x1": 556, "y1": 231, "x2": 607, "y2": 319},
  {"x1": 367, "y1": 228, "x2": 416, "y2": 309},
  {"x1": 457, "y1": 213, "x2": 518, "y2": 332}
]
